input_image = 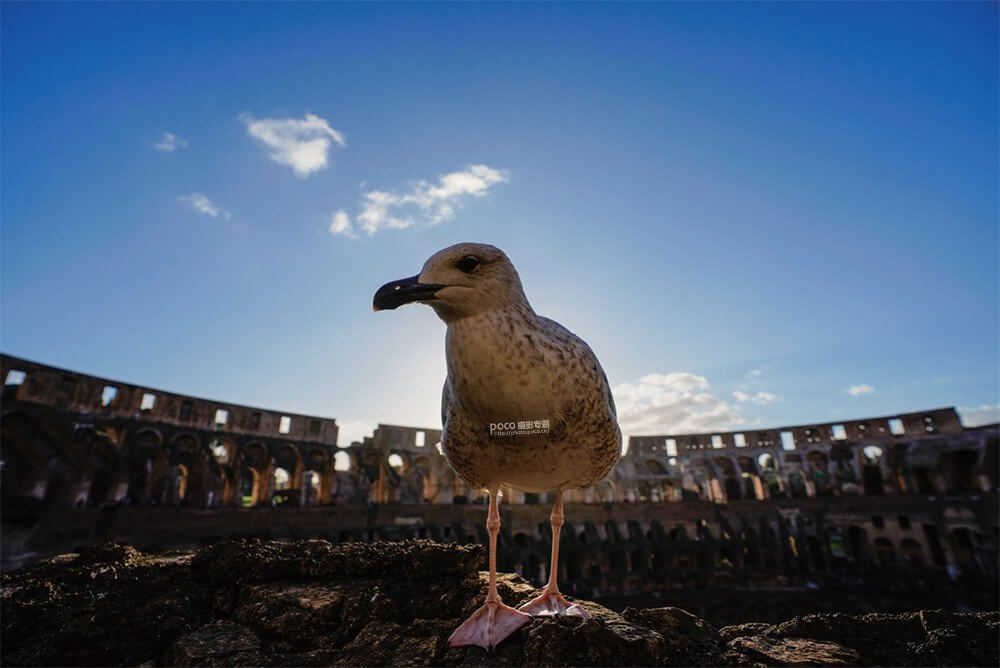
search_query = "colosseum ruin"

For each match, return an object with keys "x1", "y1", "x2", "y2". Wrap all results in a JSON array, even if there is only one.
[{"x1": 2, "y1": 353, "x2": 997, "y2": 618}]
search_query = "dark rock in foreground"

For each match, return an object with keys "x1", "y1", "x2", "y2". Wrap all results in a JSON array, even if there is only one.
[{"x1": 1, "y1": 539, "x2": 996, "y2": 667}]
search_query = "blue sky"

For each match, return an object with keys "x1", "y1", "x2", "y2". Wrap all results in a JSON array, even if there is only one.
[{"x1": 2, "y1": 2, "x2": 998, "y2": 444}]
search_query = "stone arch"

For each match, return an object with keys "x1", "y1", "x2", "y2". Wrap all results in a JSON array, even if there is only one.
[
  {"x1": 270, "y1": 444, "x2": 302, "y2": 505},
  {"x1": 939, "y1": 450, "x2": 980, "y2": 495},
  {"x1": 206, "y1": 438, "x2": 237, "y2": 507},
  {"x1": 860, "y1": 445, "x2": 885, "y2": 495},
  {"x1": 239, "y1": 441, "x2": 270, "y2": 507},
  {"x1": 126, "y1": 428, "x2": 165, "y2": 506},
  {"x1": 948, "y1": 527, "x2": 981, "y2": 573},
  {"x1": 334, "y1": 450, "x2": 352, "y2": 471},
  {"x1": 301, "y1": 449, "x2": 329, "y2": 506},
  {"x1": 85, "y1": 429, "x2": 123, "y2": 505},
  {"x1": 844, "y1": 524, "x2": 869, "y2": 561},
  {"x1": 646, "y1": 459, "x2": 667, "y2": 475},
  {"x1": 167, "y1": 433, "x2": 213, "y2": 508},
  {"x1": 900, "y1": 538, "x2": 924, "y2": 567},
  {"x1": 608, "y1": 547, "x2": 628, "y2": 574},
  {"x1": 873, "y1": 537, "x2": 897, "y2": 564},
  {"x1": 714, "y1": 457, "x2": 741, "y2": 501},
  {"x1": 1, "y1": 412, "x2": 56, "y2": 500},
  {"x1": 806, "y1": 450, "x2": 832, "y2": 496},
  {"x1": 737, "y1": 456, "x2": 763, "y2": 500},
  {"x1": 412, "y1": 455, "x2": 440, "y2": 502},
  {"x1": 594, "y1": 478, "x2": 617, "y2": 503},
  {"x1": 786, "y1": 470, "x2": 809, "y2": 499}
]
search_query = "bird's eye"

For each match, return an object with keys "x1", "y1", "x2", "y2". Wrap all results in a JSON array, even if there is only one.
[{"x1": 455, "y1": 256, "x2": 480, "y2": 273}]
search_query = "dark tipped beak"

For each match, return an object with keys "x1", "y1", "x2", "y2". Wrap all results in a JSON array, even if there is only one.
[{"x1": 373, "y1": 274, "x2": 446, "y2": 312}]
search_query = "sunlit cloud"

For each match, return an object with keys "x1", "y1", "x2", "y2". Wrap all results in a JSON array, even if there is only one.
[
  {"x1": 612, "y1": 372, "x2": 746, "y2": 436},
  {"x1": 241, "y1": 112, "x2": 345, "y2": 178},
  {"x1": 957, "y1": 404, "x2": 1000, "y2": 427},
  {"x1": 335, "y1": 164, "x2": 508, "y2": 238},
  {"x1": 846, "y1": 384, "x2": 875, "y2": 396},
  {"x1": 153, "y1": 131, "x2": 187, "y2": 152},
  {"x1": 336, "y1": 418, "x2": 377, "y2": 447},
  {"x1": 178, "y1": 192, "x2": 231, "y2": 221}
]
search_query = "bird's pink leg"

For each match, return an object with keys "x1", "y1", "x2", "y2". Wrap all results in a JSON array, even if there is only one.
[
  {"x1": 448, "y1": 491, "x2": 531, "y2": 650},
  {"x1": 518, "y1": 490, "x2": 590, "y2": 618}
]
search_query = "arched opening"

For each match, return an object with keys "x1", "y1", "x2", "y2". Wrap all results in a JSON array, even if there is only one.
[
  {"x1": 209, "y1": 439, "x2": 233, "y2": 464},
  {"x1": 860, "y1": 446, "x2": 885, "y2": 495},
  {"x1": 948, "y1": 527, "x2": 981, "y2": 574},
  {"x1": 714, "y1": 458, "x2": 741, "y2": 501},
  {"x1": 630, "y1": 547, "x2": 649, "y2": 574},
  {"x1": 240, "y1": 468, "x2": 261, "y2": 507},
  {"x1": 787, "y1": 470, "x2": 809, "y2": 498},
  {"x1": 807, "y1": 451, "x2": 832, "y2": 496},
  {"x1": 240, "y1": 442, "x2": 269, "y2": 507},
  {"x1": 526, "y1": 553, "x2": 541, "y2": 584},
  {"x1": 646, "y1": 459, "x2": 667, "y2": 475},
  {"x1": 911, "y1": 466, "x2": 936, "y2": 494},
  {"x1": 272, "y1": 445, "x2": 302, "y2": 506},
  {"x1": 86, "y1": 432, "x2": 121, "y2": 506},
  {"x1": 334, "y1": 451, "x2": 351, "y2": 471},
  {"x1": 900, "y1": 538, "x2": 924, "y2": 567},
  {"x1": 757, "y1": 453, "x2": 783, "y2": 498},
  {"x1": 594, "y1": 479, "x2": 616, "y2": 503},
  {"x1": 163, "y1": 463, "x2": 188, "y2": 506},
  {"x1": 302, "y1": 470, "x2": 321, "y2": 505},
  {"x1": 805, "y1": 535, "x2": 825, "y2": 572},
  {"x1": 126, "y1": 429, "x2": 163, "y2": 506},
  {"x1": 845, "y1": 525, "x2": 868, "y2": 561},
  {"x1": 270, "y1": 467, "x2": 294, "y2": 507},
  {"x1": 983, "y1": 437, "x2": 999, "y2": 491},
  {"x1": 941, "y1": 451, "x2": 979, "y2": 495},
  {"x1": 609, "y1": 548, "x2": 628, "y2": 574},
  {"x1": 737, "y1": 456, "x2": 762, "y2": 500},
  {"x1": 873, "y1": 537, "x2": 897, "y2": 564}
]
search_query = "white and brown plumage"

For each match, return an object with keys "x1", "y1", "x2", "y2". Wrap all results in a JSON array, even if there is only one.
[{"x1": 374, "y1": 242, "x2": 621, "y2": 650}]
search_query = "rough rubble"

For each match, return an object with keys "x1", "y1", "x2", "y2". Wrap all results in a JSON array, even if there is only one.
[{"x1": 1, "y1": 539, "x2": 996, "y2": 667}]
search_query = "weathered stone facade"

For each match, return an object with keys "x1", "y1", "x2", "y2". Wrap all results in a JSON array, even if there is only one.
[{"x1": 2, "y1": 354, "x2": 998, "y2": 602}]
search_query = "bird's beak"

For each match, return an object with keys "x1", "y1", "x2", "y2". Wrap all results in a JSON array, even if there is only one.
[{"x1": 373, "y1": 274, "x2": 446, "y2": 312}]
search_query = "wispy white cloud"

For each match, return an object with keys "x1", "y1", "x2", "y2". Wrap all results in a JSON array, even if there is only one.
[
  {"x1": 958, "y1": 404, "x2": 1000, "y2": 427},
  {"x1": 329, "y1": 209, "x2": 356, "y2": 238},
  {"x1": 179, "y1": 192, "x2": 231, "y2": 221},
  {"x1": 612, "y1": 372, "x2": 745, "y2": 436},
  {"x1": 338, "y1": 164, "x2": 508, "y2": 237},
  {"x1": 846, "y1": 384, "x2": 875, "y2": 396},
  {"x1": 744, "y1": 368, "x2": 762, "y2": 378},
  {"x1": 153, "y1": 131, "x2": 187, "y2": 152},
  {"x1": 733, "y1": 389, "x2": 782, "y2": 405},
  {"x1": 241, "y1": 112, "x2": 345, "y2": 178}
]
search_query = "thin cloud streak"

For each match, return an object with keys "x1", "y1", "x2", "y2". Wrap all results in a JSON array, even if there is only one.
[
  {"x1": 330, "y1": 164, "x2": 508, "y2": 238},
  {"x1": 153, "y1": 131, "x2": 187, "y2": 152},
  {"x1": 178, "y1": 192, "x2": 231, "y2": 221}
]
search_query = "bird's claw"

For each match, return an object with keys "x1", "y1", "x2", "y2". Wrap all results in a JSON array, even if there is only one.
[{"x1": 518, "y1": 589, "x2": 590, "y2": 618}]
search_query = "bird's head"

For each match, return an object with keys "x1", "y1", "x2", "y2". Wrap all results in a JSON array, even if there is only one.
[{"x1": 373, "y1": 242, "x2": 529, "y2": 322}]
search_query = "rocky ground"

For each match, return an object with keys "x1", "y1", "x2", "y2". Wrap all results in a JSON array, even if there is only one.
[{"x1": 1, "y1": 539, "x2": 997, "y2": 667}]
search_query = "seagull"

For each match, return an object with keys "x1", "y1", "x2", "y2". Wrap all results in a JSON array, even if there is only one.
[{"x1": 374, "y1": 242, "x2": 622, "y2": 651}]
